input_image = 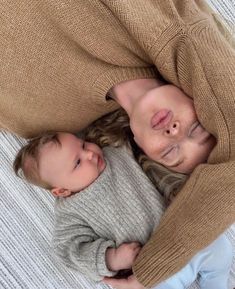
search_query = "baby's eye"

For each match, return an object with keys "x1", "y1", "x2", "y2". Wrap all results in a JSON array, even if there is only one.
[{"x1": 76, "y1": 159, "x2": 81, "y2": 167}]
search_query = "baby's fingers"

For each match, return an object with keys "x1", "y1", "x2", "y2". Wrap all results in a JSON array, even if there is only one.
[
  {"x1": 128, "y1": 242, "x2": 142, "y2": 259},
  {"x1": 129, "y1": 242, "x2": 142, "y2": 249},
  {"x1": 130, "y1": 242, "x2": 142, "y2": 253}
]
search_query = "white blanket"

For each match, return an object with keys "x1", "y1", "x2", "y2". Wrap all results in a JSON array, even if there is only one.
[{"x1": 0, "y1": 2, "x2": 234, "y2": 288}]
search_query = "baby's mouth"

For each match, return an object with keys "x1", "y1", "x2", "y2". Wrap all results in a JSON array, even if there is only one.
[{"x1": 151, "y1": 109, "x2": 173, "y2": 130}]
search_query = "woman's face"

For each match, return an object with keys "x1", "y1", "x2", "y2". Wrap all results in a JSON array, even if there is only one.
[{"x1": 130, "y1": 85, "x2": 216, "y2": 173}]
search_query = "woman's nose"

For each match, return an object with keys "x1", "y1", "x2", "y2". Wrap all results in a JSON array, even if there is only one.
[{"x1": 164, "y1": 121, "x2": 180, "y2": 136}]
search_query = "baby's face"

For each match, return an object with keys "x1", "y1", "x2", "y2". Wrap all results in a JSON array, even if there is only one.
[
  {"x1": 130, "y1": 85, "x2": 216, "y2": 173},
  {"x1": 39, "y1": 133, "x2": 106, "y2": 194}
]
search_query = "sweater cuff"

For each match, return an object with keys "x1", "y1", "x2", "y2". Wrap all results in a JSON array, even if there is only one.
[
  {"x1": 96, "y1": 240, "x2": 117, "y2": 277},
  {"x1": 133, "y1": 237, "x2": 186, "y2": 288}
]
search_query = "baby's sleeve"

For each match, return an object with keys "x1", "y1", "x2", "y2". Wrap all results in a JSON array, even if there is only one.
[{"x1": 53, "y1": 215, "x2": 116, "y2": 282}]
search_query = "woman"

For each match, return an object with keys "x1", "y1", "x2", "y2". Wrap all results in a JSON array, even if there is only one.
[{"x1": 1, "y1": 0, "x2": 234, "y2": 287}]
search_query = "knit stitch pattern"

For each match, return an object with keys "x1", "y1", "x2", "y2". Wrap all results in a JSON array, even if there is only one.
[{"x1": 53, "y1": 146, "x2": 165, "y2": 281}]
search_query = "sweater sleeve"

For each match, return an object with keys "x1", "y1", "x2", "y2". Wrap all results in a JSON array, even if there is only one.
[
  {"x1": 132, "y1": 3, "x2": 235, "y2": 288},
  {"x1": 53, "y1": 216, "x2": 116, "y2": 282}
]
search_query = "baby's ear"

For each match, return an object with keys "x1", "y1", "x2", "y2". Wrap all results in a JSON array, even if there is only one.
[{"x1": 51, "y1": 187, "x2": 72, "y2": 198}]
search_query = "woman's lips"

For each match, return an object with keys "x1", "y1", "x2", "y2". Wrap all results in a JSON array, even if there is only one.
[{"x1": 151, "y1": 109, "x2": 173, "y2": 130}]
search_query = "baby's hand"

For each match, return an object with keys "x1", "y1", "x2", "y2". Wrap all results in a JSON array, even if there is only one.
[{"x1": 106, "y1": 242, "x2": 141, "y2": 272}]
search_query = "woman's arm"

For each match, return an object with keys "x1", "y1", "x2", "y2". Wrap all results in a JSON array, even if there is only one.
[
  {"x1": 133, "y1": 3, "x2": 235, "y2": 288},
  {"x1": 101, "y1": 0, "x2": 235, "y2": 287}
]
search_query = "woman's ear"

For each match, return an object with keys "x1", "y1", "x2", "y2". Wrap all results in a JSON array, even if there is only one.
[{"x1": 51, "y1": 187, "x2": 72, "y2": 198}]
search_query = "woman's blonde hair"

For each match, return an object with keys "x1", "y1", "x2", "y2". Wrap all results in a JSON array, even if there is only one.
[
  {"x1": 84, "y1": 108, "x2": 188, "y2": 204},
  {"x1": 14, "y1": 109, "x2": 188, "y2": 201},
  {"x1": 13, "y1": 132, "x2": 61, "y2": 189}
]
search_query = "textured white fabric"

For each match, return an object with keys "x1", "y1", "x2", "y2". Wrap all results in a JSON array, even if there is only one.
[
  {"x1": 208, "y1": 0, "x2": 235, "y2": 33},
  {"x1": 0, "y1": 1, "x2": 234, "y2": 288}
]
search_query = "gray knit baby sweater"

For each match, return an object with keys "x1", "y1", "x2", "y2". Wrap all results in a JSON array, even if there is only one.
[{"x1": 53, "y1": 146, "x2": 166, "y2": 281}]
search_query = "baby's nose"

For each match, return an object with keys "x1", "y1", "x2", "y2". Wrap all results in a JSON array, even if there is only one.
[
  {"x1": 85, "y1": 150, "x2": 94, "y2": 160},
  {"x1": 165, "y1": 121, "x2": 180, "y2": 136}
]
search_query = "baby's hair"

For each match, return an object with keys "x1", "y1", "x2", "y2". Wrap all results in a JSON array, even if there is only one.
[
  {"x1": 13, "y1": 132, "x2": 61, "y2": 189},
  {"x1": 84, "y1": 108, "x2": 188, "y2": 204}
]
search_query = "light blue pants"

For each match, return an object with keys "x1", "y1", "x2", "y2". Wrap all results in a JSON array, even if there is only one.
[{"x1": 154, "y1": 234, "x2": 233, "y2": 289}]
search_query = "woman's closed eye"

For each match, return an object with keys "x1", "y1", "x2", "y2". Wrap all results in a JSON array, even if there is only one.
[
  {"x1": 162, "y1": 145, "x2": 179, "y2": 161},
  {"x1": 161, "y1": 145, "x2": 184, "y2": 168}
]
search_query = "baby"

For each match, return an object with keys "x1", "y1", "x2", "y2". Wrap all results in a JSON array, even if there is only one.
[{"x1": 14, "y1": 86, "x2": 233, "y2": 289}]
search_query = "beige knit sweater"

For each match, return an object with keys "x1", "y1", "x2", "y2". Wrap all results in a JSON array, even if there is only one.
[{"x1": 1, "y1": 0, "x2": 234, "y2": 287}]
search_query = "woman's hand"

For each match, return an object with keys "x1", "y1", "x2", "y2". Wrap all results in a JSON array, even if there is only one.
[{"x1": 103, "y1": 274, "x2": 146, "y2": 289}]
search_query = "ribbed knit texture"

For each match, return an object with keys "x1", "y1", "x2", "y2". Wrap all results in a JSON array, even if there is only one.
[
  {"x1": 0, "y1": 0, "x2": 157, "y2": 138},
  {"x1": 0, "y1": 0, "x2": 235, "y2": 287},
  {"x1": 53, "y1": 146, "x2": 165, "y2": 281}
]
